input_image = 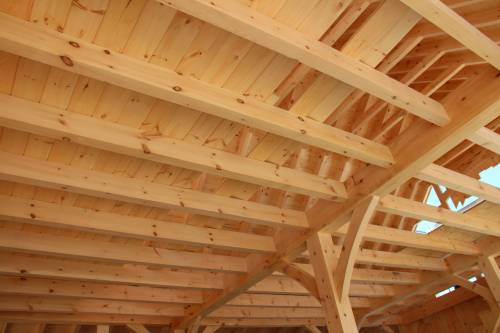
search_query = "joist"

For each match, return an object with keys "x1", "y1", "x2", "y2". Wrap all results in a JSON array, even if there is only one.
[
  {"x1": 0, "y1": 312, "x2": 172, "y2": 325},
  {"x1": 336, "y1": 223, "x2": 480, "y2": 256},
  {"x1": 0, "y1": 152, "x2": 308, "y2": 229},
  {"x1": 399, "y1": 0, "x2": 500, "y2": 70},
  {"x1": 0, "y1": 0, "x2": 498, "y2": 330},
  {"x1": 378, "y1": 194, "x2": 500, "y2": 236},
  {"x1": 0, "y1": 295, "x2": 185, "y2": 317},
  {"x1": 0, "y1": 275, "x2": 203, "y2": 305},
  {"x1": 200, "y1": 318, "x2": 325, "y2": 327},
  {"x1": 0, "y1": 12, "x2": 395, "y2": 167},
  {"x1": 160, "y1": 0, "x2": 450, "y2": 126},
  {"x1": 0, "y1": 229, "x2": 248, "y2": 273},
  {"x1": 0, "y1": 195, "x2": 276, "y2": 253},
  {"x1": 0, "y1": 252, "x2": 224, "y2": 290},
  {"x1": 0, "y1": 93, "x2": 346, "y2": 201},
  {"x1": 417, "y1": 163, "x2": 500, "y2": 204}
]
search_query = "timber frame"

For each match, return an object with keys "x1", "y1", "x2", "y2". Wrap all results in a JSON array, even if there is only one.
[{"x1": 0, "y1": 0, "x2": 499, "y2": 333}]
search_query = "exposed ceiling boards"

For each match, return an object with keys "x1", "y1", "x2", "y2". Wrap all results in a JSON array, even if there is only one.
[{"x1": 0, "y1": 0, "x2": 499, "y2": 333}]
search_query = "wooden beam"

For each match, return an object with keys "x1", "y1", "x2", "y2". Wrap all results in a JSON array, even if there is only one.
[
  {"x1": 399, "y1": 0, "x2": 500, "y2": 70},
  {"x1": 0, "y1": 13, "x2": 394, "y2": 167},
  {"x1": 337, "y1": 223, "x2": 480, "y2": 256},
  {"x1": 0, "y1": 312, "x2": 172, "y2": 325},
  {"x1": 167, "y1": 63, "x2": 500, "y2": 329},
  {"x1": 0, "y1": 93, "x2": 346, "y2": 201},
  {"x1": 209, "y1": 306, "x2": 326, "y2": 319},
  {"x1": 378, "y1": 194, "x2": 500, "y2": 236},
  {"x1": 469, "y1": 127, "x2": 500, "y2": 155},
  {"x1": 334, "y1": 196, "x2": 380, "y2": 300},
  {"x1": 307, "y1": 232, "x2": 358, "y2": 333},
  {"x1": 479, "y1": 255, "x2": 500, "y2": 304},
  {"x1": 0, "y1": 195, "x2": 275, "y2": 253},
  {"x1": 0, "y1": 275, "x2": 202, "y2": 304},
  {"x1": 0, "y1": 296, "x2": 185, "y2": 317},
  {"x1": 417, "y1": 163, "x2": 500, "y2": 204},
  {"x1": 0, "y1": 229, "x2": 248, "y2": 273},
  {"x1": 0, "y1": 252, "x2": 224, "y2": 290},
  {"x1": 0, "y1": 152, "x2": 308, "y2": 230},
  {"x1": 200, "y1": 318, "x2": 325, "y2": 327},
  {"x1": 160, "y1": 0, "x2": 450, "y2": 126}
]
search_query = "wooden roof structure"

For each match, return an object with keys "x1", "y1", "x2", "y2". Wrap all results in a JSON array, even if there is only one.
[{"x1": 0, "y1": 0, "x2": 499, "y2": 332}]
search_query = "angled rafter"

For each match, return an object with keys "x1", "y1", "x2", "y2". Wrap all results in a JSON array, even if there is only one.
[
  {"x1": 399, "y1": 0, "x2": 500, "y2": 70},
  {"x1": 160, "y1": 0, "x2": 450, "y2": 126},
  {"x1": 0, "y1": 152, "x2": 308, "y2": 229},
  {"x1": 0, "y1": 195, "x2": 275, "y2": 253},
  {"x1": 0, "y1": 93, "x2": 346, "y2": 201},
  {"x1": 418, "y1": 163, "x2": 500, "y2": 204},
  {"x1": 0, "y1": 12, "x2": 394, "y2": 167},
  {"x1": 378, "y1": 194, "x2": 500, "y2": 236}
]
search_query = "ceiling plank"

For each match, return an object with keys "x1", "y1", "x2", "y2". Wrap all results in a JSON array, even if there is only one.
[
  {"x1": 160, "y1": 0, "x2": 450, "y2": 126},
  {"x1": 0, "y1": 12, "x2": 394, "y2": 167},
  {"x1": 399, "y1": 0, "x2": 500, "y2": 70},
  {"x1": 0, "y1": 152, "x2": 308, "y2": 229},
  {"x1": 0, "y1": 93, "x2": 346, "y2": 201}
]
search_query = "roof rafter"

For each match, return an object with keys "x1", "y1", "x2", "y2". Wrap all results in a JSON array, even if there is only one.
[
  {"x1": 159, "y1": 0, "x2": 450, "y2": 126},
  {"x1": 0, "y1": 152, "x2": 308, "y2": 229},
  {"x1": 0, "y1": 93, "x2": 347, "y2": 201},
  {"x1": 399, "y1": 0, "x2": 500, "y2": 70},
  {"x1": 0, "y1": 12, "x2": 394, "y2": 167}
]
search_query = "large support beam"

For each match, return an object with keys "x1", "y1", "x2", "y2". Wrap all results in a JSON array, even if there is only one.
[
  {"x1": 167, "y1": 65, "x2": 500, "y2": 328},
  {"x1": 399, "y1": 0, "x2": 500, "y2": 70},
  {"x1": 0, "y1": 93, "x2": 346, "y2": 201},
  {"x1": 160, "y1": 0, "x2": 449, "y2": 126},
  {"x1": 0, "y1": 12, "x2": 394, "y2": 167},
  {"x1": 307, "y1": 232, "x2": 358, "y2": 333},
  {"x1": 0, "y1": 152, "x2": 308, "y2": 230}
]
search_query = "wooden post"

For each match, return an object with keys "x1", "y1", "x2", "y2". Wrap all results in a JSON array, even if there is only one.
[
  {"x1": 308, "y1": 232, "x2": 358, "y2": 333},
  {"x1": 307, "y1": 197, "x2": 379, "y2": 333}
]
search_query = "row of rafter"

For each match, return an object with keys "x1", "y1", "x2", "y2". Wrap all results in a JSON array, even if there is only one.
[{"x1": 0, "y1": 12, "x2": 395, "y2": 167}]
